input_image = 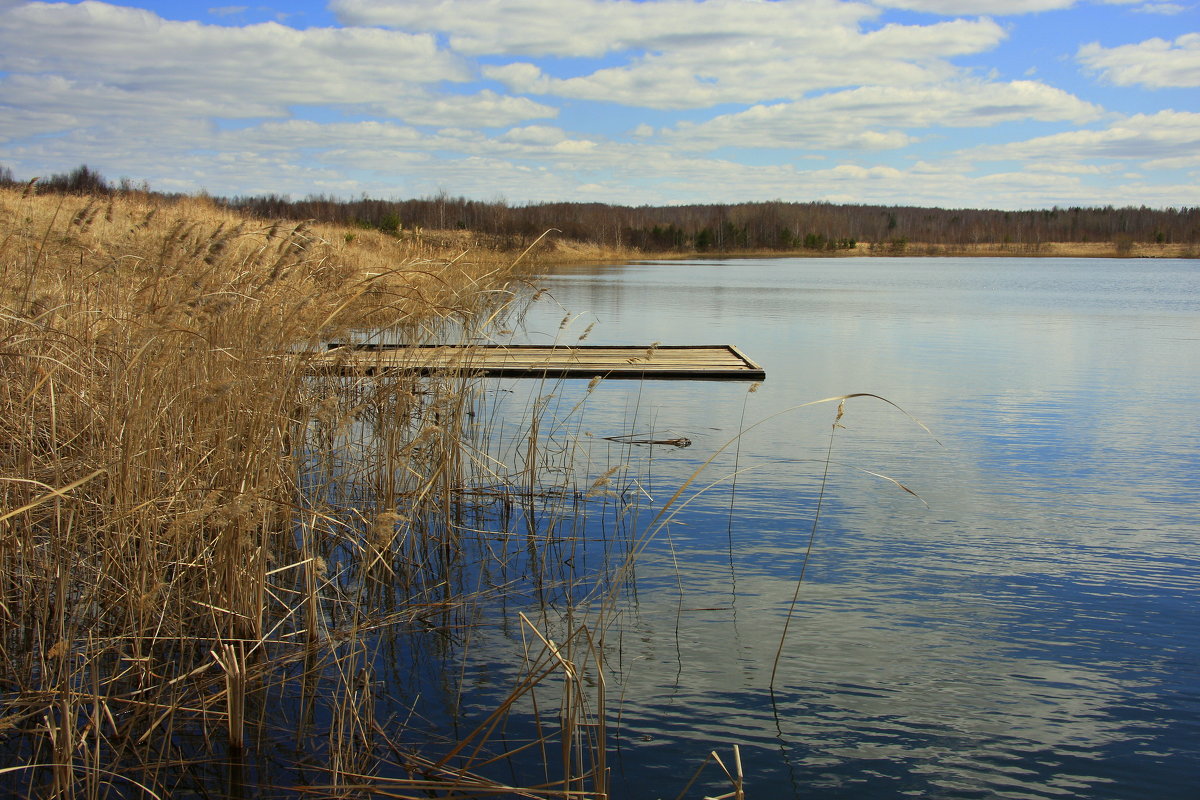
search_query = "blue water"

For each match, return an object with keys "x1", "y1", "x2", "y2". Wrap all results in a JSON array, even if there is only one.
[{"x1": 446, "y1": 256, "x2": 1200, "y2": 799}]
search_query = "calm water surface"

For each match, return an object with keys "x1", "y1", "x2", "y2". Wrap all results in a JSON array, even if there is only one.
[{"x1": 436, "y1": 257, "x2": 1200, "y2": 799}]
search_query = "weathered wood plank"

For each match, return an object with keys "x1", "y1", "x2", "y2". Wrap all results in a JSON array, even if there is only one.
[{"x1": 310, "y1": 344, "x2": 766, "y2": 381}]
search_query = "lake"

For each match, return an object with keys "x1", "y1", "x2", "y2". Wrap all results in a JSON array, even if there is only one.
[{"x1": 365, "y1": 256, "x2": 1200, "y2": 799}]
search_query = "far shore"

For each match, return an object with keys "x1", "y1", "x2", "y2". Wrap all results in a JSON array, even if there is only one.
[{"x1": 535, "y1": 237, "x2": 1198, "y2": 263}]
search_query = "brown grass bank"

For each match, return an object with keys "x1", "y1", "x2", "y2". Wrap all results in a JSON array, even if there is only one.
[{"x1": 0, "y1": 186, "x2": 603, "y2": 796}]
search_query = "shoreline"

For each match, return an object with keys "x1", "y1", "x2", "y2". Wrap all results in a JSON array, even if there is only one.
[{"x1": 534, "y1": 238, "x2": 1198, "y2": 263}]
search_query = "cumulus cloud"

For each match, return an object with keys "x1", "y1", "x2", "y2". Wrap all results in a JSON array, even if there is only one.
[
  {"x1": 867, "y1": 0, "x2": 1170, "y2": 19},
  {"x1": 332, "y1": 0, "x2": 877, "y2": 57},
  {"x1": 483, "y1": 21, "x2": 1005, "y2": 110},
  {"x1": 2, "y1": 72, "x2": 284, "y2": 126},
  {"x1": 0, "y1": 0, "x2": 564, "y2": 193},
  {"x1": 418, "y1": 91, "x2": 557, "y2": 128},
  {"x1": 228, "y1": 120, "x2": 425, "y2": 151},
  {"x1": 0, "y1": 0, "x2": 494, "y2": 124},
  {"x1": 870, "y1": 0, "x2": 1078, "y2": 12},
  {"x1": 500, "y1": 125, "x2": 569, "y2": 146},
  {"x1": 0, "y1": 0, "x2": 1192, "y2": 209},
  {"x1": 963, "y1": 110, "x2": 1200, "y2": 167},
  {"x1": 796, "y1": 159, "x2": 1191, "y2": 209},
  {"x1": 1078, "y1": 33, "x2": 1200, "y2": 88},
  {"x1": 7, "y1": 100, "x2": 1181, "y2": 208},
  {"x1": 586, "y1": 152, "x2": 1149, "y2": 209},
  {"x1": 861, "y1": 17, "x2": 1007, "y2": 56},
  {"x1": 664, "y1": 81, "x2": 1103, "y2": 150},
  {"x1": 0, "y1": 0, "x2": 565, "y2": 189},
  {"x1": 1131, "y1": 3, "x2": 1188, "y2": 13},
  {"x1": 0, "y1": 104, "x2": 79, "y2": 144},
  {"x1": 349, "y1": 0, "x2": 1006, "y2": 108},
  {"x1": 2, "y1": 2, "x2": 467, "y2": 83}
]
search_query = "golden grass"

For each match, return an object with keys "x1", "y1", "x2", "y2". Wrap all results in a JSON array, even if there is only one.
[{"x1": 0, "y1": 186, "x2": 615, "y2": 797}]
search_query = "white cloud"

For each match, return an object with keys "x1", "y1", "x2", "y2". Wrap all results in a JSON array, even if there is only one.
[
  {"x1": 665, "y1": 81, "x2": 1103, "y2": 151},
  {"x1": 0, "y1": 1, "x2": 476, "y2": 122},
  {"x1": 964, "y1": 110, "x2": 1200, "y2": 167},
  {"x1": 0, "y1": 0, "x2": 563, "y2": 184},
  {"x1": 445, "y1": 148, "x2": 1189, "y2": 208},
  {"x1": 0, "y1": 103, "x2": 79, "y2": 143},
  {"x1": 8, "y1": 103, "x2": 1185, "y2": 209},
  {"x1": 500, "y1": 126, "x2": 568, "y2": 146},
  {"x1": 791, "y1": 158, "x2": 1190, "y2": 209},
  {"x1": 1131, "y1": 3, "x2": 1188, "y2": 13},
  {"x1": 1036, "y1": 162, "x2": 1119, "y2": 175},
  {"x1": 352, "y1": 0, "x2": 1006, "y2": 109},
  {"x1": 2, "y1": 1, "x2": 465, "y2": 79},
  {"x1": 228, "y1": 120, "x2": 599, "y2": 173},
  {"x1": 1, "y1": 72, "x2": 284, "y2": 126},
  {"x1": 870, "y1": 1, "x2": 1078, "y2": 12},
  {"x1": 827, "y1": 163, "x2": 906, "y2": 179},
  {"x1": 873, "y1": 0, "x2": 1177, "y2": 17},
  {"x1": 230, "y1": 120, "x2": 424, "y2": 151},
  {"x1": 483, "y1": 23, "x2": 1005, "y2": 110},
  {"x1": 419, "y1": 91, "x2": 557, "y2": 128},
  {"x1": 0, "y1": 0, "x2": 1193, "y2": 210},
  {"x1": 861, "y1": 18, "x2": 1008, "y2": 56},
  {"x1": 482, "y1": 63, "x2": 554, "y2": 94},
  {"x1": 1078, "y1": 33, "x2": 1200, "y2": 88},
  {"x1": 332, "y1": 0, "x2": 878, "y2": 58},
  {"x1": 1136, "y1": 154, "x2": 1200, "y2": 169}
]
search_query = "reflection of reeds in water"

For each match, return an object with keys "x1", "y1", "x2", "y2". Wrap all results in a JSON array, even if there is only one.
[{"x1": 299, "y1": 362, "x2": 628, "y2": 796}]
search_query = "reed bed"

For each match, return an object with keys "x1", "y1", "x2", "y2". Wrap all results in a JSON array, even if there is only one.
[
  {"x1": 2, "y1": 182, "x2": 944, "y2": 800},
  {"x1": 0, "y1": 185, "x2": 625, "y2": 798}
]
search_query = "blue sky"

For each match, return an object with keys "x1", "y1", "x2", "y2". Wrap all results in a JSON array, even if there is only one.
[{"x1": 0, "y1": 0, "x2": 1197, "y2": 208}]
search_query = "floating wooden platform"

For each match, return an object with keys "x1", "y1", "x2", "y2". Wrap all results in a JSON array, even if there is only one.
[{"x1": 311, "y1": 344, "x2": 765, "y2": 381}]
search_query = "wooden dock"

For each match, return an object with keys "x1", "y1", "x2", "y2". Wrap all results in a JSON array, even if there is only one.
[{"x1": 310, "y1": 344, "x2": 765, "y2": 381}]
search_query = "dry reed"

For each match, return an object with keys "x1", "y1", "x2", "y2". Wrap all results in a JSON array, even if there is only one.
[
  {"x1": 1, "y1": 183, "x2": 783, "y2": 800},
  {"x1": 0, "y1": 186, "x2": 586, "y2": 798}
]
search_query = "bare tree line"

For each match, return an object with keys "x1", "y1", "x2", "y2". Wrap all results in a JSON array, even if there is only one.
[
  {"x1": 9, "y1": 164, "x2": 1199, "y2": 251},
  {"x1": 225, "y1": 193, "x2": 1200, "y2": 251}
]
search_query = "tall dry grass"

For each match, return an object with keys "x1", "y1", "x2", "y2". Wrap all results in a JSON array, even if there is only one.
[{"x1": 0, "y1": 185, "x2": 607, "y2": 797}]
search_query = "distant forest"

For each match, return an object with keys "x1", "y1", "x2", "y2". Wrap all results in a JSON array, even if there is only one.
[{"x1": 9, "y1": 163, "x2": 1200, "y2": 252}]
